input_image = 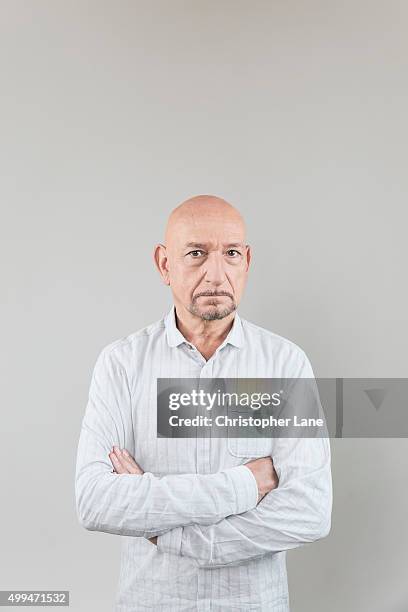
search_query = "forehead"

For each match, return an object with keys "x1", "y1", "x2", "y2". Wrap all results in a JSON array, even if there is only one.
[{"x1": 168, "y1": 211, "x2": 245, "y2": 246}]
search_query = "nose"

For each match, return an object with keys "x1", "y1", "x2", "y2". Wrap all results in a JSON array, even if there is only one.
[{"x1": 204, "y1": 251, "x2": 227, "y2": 286}]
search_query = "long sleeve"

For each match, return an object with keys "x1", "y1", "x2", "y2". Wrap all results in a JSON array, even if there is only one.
[
  {"x1": 157, "y1": 351, "x2": 333, "y2": 567},
  {"x1": 157, "y1": 435, "x2": 332, "y2": 567},
  {"x1": 74, "y1": 346, "x2": 259, "y2": 538}
]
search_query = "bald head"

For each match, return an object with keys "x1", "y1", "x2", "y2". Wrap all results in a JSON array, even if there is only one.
[{"x1": 164, "y1": 195, "x2": 246, "y2": 247}]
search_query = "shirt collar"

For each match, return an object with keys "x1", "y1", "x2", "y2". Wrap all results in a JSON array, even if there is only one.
[{"x1": 164, "y1": 305, "x2": 245, "y2": 349}]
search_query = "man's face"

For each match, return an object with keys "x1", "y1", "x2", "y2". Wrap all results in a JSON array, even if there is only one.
[{"x1": 164, "y1": 209, "x2": 250, "y2": 321}]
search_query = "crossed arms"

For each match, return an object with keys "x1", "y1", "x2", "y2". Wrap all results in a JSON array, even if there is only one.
[{"x1": 75, "y1": 347, "x2": 332, "y2": 568}]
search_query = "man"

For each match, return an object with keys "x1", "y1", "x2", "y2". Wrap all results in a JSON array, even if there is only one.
[{"x1": 75, "y1": 195, "x2": 332, "y2": 611}]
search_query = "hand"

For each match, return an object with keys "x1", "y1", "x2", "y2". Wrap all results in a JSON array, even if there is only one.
[
  {"x1": 109, "y1": 446, "x2": 144, "y2": 475},
  {"x1": 244, "y1": 456, "x2": 279, "y2": 503}
]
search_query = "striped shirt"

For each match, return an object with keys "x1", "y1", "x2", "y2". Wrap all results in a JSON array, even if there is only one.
[{"x1": 75, "y1": 305, "x2": 332, "y2": 611}]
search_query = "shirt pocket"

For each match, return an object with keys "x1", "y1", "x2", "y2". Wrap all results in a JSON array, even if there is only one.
[{"x1": 225, "y1": 401, "x2": 274, "y2": 458}]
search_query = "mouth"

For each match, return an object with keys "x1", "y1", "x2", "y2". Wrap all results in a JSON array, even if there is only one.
[{"x1": 196, "y1": 294, "x2": 231, "y2": 300}]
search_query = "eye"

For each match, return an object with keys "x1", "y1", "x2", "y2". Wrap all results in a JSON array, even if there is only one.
[
  {"x1": 226, "y1": 249, "x2": 241, "y2": 257},
  {"x1": 187, "y1": 250, "x2": 205, "y2": 258}
]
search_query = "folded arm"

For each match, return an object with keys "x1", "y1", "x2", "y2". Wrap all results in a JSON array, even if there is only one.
[
  {"x1": 157, "y1": 353, "x2": 332, "y2": 567},
  {"x1": 75, "y1": 347, "x2": 259, "y2": 539},
  {"x1": 157, "y1": 435, "x2": 332, "y2": 567}
]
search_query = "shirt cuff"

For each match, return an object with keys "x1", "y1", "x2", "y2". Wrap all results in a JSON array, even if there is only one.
[
  {"x1": 225, "y1": 464, "x2": 259, "y2": 514},
  {"x1": 157, "y1": 526, "x2": 183, "y2": 556}
]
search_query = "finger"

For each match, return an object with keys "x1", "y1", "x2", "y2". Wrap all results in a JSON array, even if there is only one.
[
  {"x1": 120, "y1": 450, "x2": 143, "y2": 475},
  {"x1": 110, "y1": 451, "x2": 127, "y2": 473},
  {"x1": 110, "y1": 449, "x2": 129, "y2": 474},
  {"x1": 112, "y1": 446, "x2": 142, "y2": 475},
  {"x1": 121, "y1": 449, "x2": 144, "y2": 474},
  {"x1": 113, "y1": 446, "x2": 132, "y2": 472},
  {"x1": 117, "y1": 451, "x2": 140, "y2": 474}
]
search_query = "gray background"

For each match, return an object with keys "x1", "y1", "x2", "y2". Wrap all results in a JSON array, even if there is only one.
[{"x1": 1, "y1": 1, "x2": 407, "y2": 611}]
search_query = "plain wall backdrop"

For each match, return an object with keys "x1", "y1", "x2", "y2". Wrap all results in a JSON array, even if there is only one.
[{"x1": 1, "y1": 2, "x2": 407, "y2": 611}]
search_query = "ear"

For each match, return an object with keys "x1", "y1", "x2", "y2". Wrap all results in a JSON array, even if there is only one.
[
  {"x1": 153, "y1": 244, "x2": 170, "y2": 285},
  {"x1": 245, "y1": 244, "x2": 251, "y2": 272}
]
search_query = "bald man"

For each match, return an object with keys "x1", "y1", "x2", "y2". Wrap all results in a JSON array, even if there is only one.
[{"x1": 75, "y1": 195, "x2": 332, "y2": 612}]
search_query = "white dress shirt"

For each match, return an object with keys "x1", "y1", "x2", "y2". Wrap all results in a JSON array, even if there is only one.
[{"x1": 75, "y1": 306, "x2": 332, "y2": 611}]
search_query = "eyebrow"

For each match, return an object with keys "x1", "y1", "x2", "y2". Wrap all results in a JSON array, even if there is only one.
[{"x1": 183, "y1": 242, "x2": 246, "y2": 249}]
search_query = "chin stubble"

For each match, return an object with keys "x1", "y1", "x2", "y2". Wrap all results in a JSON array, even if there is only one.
[{"x1": 188, "y1": 293, "x2": 237, "y2": 321}]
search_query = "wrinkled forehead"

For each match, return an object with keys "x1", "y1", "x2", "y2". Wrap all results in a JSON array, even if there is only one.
[{"x1": 165, "y1": 208, "x2": 246, "y2": 249}]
